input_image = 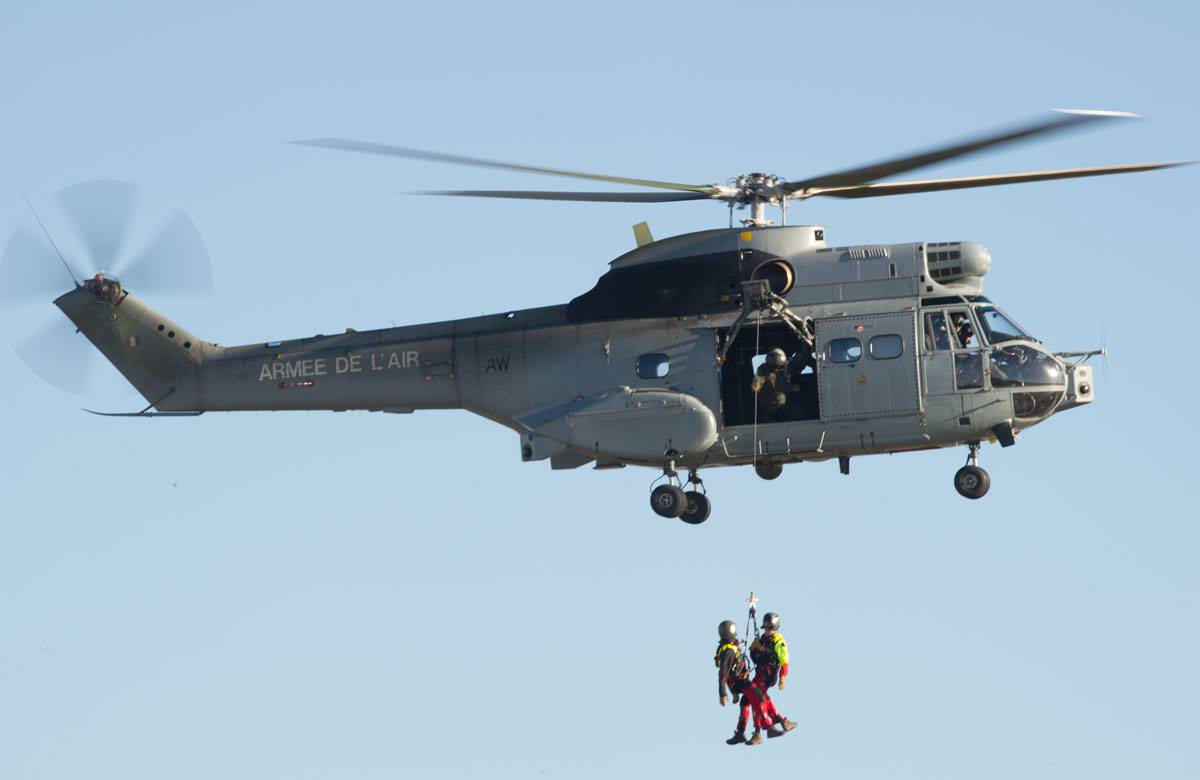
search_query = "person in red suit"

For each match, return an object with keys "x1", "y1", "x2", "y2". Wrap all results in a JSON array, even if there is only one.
[{"x1": 747, "y1": 611, "x2": 798, "y2": 740}]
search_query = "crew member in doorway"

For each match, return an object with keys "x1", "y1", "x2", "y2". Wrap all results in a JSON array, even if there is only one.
[
  {"x1": 715, "y1": 619, "x2": 767, "y2": 746},
  {"x1": 751, "y1": 348, "x2": 789, "y2": 419},
  {"x1": 748, "y1": 612, "x2": 798, "y2": 739}
]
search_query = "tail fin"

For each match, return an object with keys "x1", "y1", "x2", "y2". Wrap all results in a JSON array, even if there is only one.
[{"x1": 54, "y1": 285, "x2": 206, "y2": 410}]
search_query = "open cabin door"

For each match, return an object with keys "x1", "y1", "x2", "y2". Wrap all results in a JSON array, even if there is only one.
[{"x1": 816, "y1": 312, "x2": 921, "y2": 420}]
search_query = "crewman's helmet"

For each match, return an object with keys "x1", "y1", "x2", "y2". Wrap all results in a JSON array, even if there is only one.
[
  {"x1": 718, "y1": 620, "x2": 738, "y2": 643},
  {"x1": 766, "y1": 348, "x2": 787, "y2": 368},
  {"x1": 761, "y1": 612, "x2": 781, "y2": 631}
]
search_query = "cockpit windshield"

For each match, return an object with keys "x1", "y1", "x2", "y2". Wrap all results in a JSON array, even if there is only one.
[{"x1": 974, "y1": 304, "x2": 1032, "y2": 344}]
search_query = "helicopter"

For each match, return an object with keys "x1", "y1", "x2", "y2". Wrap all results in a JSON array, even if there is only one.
[{"x1": 4, "y1": 109, "x2": 1189, "y2": 523}]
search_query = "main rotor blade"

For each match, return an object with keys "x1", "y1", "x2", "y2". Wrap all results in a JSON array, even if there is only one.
[
  {"x1": 799, "y1": 161, "x2": 1192, "y2": 199},
  {"x1": 291, "y1": 138, "x2": 720, "y2": 194},
  {"x1": 117, "y1": 207, "x2": 213, "y2": 296},
  {"x1": 784, "y1": 109, "x2": 1139, "y2": 194},
  {"x1": 417, "y1": 189, "x2": 713, "y2": 203},
  {"x1": 54, "y1": 180, "x2": 141, "y2": 272}
]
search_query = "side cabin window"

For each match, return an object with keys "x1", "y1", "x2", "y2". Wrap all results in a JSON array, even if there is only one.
[
  {"x1": 828, "y1": 338, "x2": 862, "y2": 363},
  {"x1": 636, "y1": 353, "x2": 670, "y2": 379},
  {"x1": 869, "y1": 334, "x2": 904, "y2": 360}
]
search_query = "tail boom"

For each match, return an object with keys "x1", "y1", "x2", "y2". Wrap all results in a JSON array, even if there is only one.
[{"x1": 54, "y1": 286, "x2": 463, "y2": 414}]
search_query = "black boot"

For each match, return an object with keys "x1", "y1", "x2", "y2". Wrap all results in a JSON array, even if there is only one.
[{"x1": 725, "y1": 731, "x2": 747, "y2": 745}]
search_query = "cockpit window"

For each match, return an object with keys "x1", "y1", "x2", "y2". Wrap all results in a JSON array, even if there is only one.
[
  {"x1": 989, "y1": 345, "x2": 1065, "y2": 388},
  {"x1": 924, "y1": 312, "x2": 951, "y2": 350},
  {"x1": 949, "y1": 311, "x2": 976, "y2": 348},
  {"x1": 975, "y1": 305, "x2": 1032, "y2": 344}
]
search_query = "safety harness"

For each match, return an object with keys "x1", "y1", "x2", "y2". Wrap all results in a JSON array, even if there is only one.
[
  {"x1": 714, "y1": 641, "x2": 749, "y2": 680},
  {"x1": 749, "y1": 632, "x2": 790, "y2": 692}
]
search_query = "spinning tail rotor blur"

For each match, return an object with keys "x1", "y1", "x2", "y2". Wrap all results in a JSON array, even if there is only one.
[{"x1": 1, "y1": 181, "x2": 214, "y2": 395}]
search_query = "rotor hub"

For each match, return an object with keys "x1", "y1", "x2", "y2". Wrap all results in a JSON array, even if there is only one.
[
  {"x1": 85, "y1": 271, "x2": 124, "y2": 303},
  {"x1": 733, "y1": 173, "x2": 783, "y2": 204}
]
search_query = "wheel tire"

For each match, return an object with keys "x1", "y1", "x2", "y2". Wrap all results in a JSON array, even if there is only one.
[
  {"x1": 754, "y1": 461, "x2": 783, "y2": 481},
  {"x1": 650, "y1": 484, "x2": 688, "y2": 518},
  {"x1": 954, "y1": 465, "x2": 991, "y2": 499},
  {"x1": 680, "y1": 491, "x2": 711, "y2": 524}
]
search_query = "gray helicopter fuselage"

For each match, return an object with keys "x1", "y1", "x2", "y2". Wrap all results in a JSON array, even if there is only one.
[{"x1": 55, "y1": 224, "x2": 1093, "y2": 473}]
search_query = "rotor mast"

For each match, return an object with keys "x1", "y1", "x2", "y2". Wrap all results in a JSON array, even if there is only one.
[{"x1": 733, "y1": 173, "x2": 783, "y2": 228}]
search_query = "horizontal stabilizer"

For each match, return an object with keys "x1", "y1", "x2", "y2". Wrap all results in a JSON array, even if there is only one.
[{"x1": 84, "y1": 408, "x2": 204, "y2": 417}]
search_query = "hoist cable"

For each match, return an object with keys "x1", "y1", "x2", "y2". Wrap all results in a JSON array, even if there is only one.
[
  {"x1": 752, "y1": 313, "x2": 761, "y2": 468},
  {"x1": 748, "y1": 315, "x2": 763, "y2": 607}
]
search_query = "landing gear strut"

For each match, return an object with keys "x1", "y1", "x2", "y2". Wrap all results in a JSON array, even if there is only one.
[
  {"x1": 954, "y1": 441, "x2": 991, "y2": 499},
  {"x1": 680, "y1": 470, "x2": 711, "y2": 525},
  {"x1": 650, "y1": 460, "x2": 712, "y2": 523}
]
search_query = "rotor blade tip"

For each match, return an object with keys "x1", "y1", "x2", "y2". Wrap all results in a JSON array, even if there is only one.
[
  {"x1": 1053, "y1": 108, "x2": 1140, "y2": 118},
  {"x1": 287, "y1": 138, "x2": 337, "y2": 147}
]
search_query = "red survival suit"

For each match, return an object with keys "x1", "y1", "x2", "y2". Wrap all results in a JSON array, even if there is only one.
[{"x1": 745, "y1": 630, "x2": 790, "y2": 729}]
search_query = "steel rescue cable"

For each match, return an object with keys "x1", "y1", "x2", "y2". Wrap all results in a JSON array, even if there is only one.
[
  {"x1": 744, "y1": 319, "x2": 764, "y2": 661},
  {"x1": 749, "y1": 313, "x2": 764, "y2": 582}
]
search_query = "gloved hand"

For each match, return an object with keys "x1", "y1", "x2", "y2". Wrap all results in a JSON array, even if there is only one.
[
  {"x1": 732, "y1": 693, "x2": 740, "y2": 704},
  {"x1": 720, "y1": 695, "x2": 728, "y2": 707},
  {"x1": 779, "y1": 679, "x2": 786, "y2": 690}
]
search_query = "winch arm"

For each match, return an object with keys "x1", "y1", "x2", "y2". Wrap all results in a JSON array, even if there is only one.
[{"x1": 719, "y1": 281, "x2": 814, "y2": 362}]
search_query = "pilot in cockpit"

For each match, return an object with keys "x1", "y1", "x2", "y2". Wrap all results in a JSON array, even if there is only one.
[{"x1": 950, "y1": 312, "x2": 975, "y2": 348}]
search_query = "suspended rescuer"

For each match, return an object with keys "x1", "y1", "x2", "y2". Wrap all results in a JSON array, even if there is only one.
[
  {"x1": 715, "y1": 619, "x2": 769, "y2": 746},
  {"x1": 747, "y1": 612, "x2": 798, "y2": 739}
]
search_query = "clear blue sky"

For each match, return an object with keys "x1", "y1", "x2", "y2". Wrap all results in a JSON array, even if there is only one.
[{"x1": 1, "y1": 2, "x2": 1197, "y2": 778}]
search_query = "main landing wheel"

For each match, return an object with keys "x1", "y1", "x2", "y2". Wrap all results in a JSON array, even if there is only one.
[
  {"x1": 680, "y1": 491, "x2": 711, "y2": 524},
  {"x1": 754, "y1": 461, "x2": 783, "y2": 481},
  {"x1": 954, "y1": 465, "x2": 991, "y2": 499},
  {"x1": 650, "y1": 484, "x2": 687, "y2": 518}
]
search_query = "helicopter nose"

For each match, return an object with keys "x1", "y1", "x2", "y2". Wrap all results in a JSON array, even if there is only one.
[
  {"x1": 989, "y1": 343, "x2": 1068, "y2": 422},
  {"x1": 1056, "y1": 360, "x2": 1096, "y2": 413}
]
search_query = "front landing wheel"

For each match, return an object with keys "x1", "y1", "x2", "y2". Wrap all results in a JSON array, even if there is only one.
[
  {"x1": 954, "y1": 465, "x2": 991, "y2": 499},
  {"x1": 651, "y1": 484, "x2": 688, "y2": 518},
  {"x1": 680, "y1": 491, "x2": 711, "y2": 524}
]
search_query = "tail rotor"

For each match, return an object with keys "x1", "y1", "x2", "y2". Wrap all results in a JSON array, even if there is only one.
[{"x1": 1, "y1": 180, "x2": 213, "y2": 396}]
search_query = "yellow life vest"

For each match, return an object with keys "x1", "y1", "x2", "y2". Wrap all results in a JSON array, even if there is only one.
[
  {"x1": 751, "y1": 633, "x2": 790, "y2": 666},
  {"x1": 714, "y1": 641, "x2": 750, "y2": 681},
  {"x1": 714, "y1": 641, "x2": 740, "y2": 668}
]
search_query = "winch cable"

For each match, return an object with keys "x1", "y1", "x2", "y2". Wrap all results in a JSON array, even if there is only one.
[
  {"x1": 749, "y1": 313, "x2": 764, "y2": 579},
  {"x1": 752, "y1": 312, "x2": 761, "y2": 472}
]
